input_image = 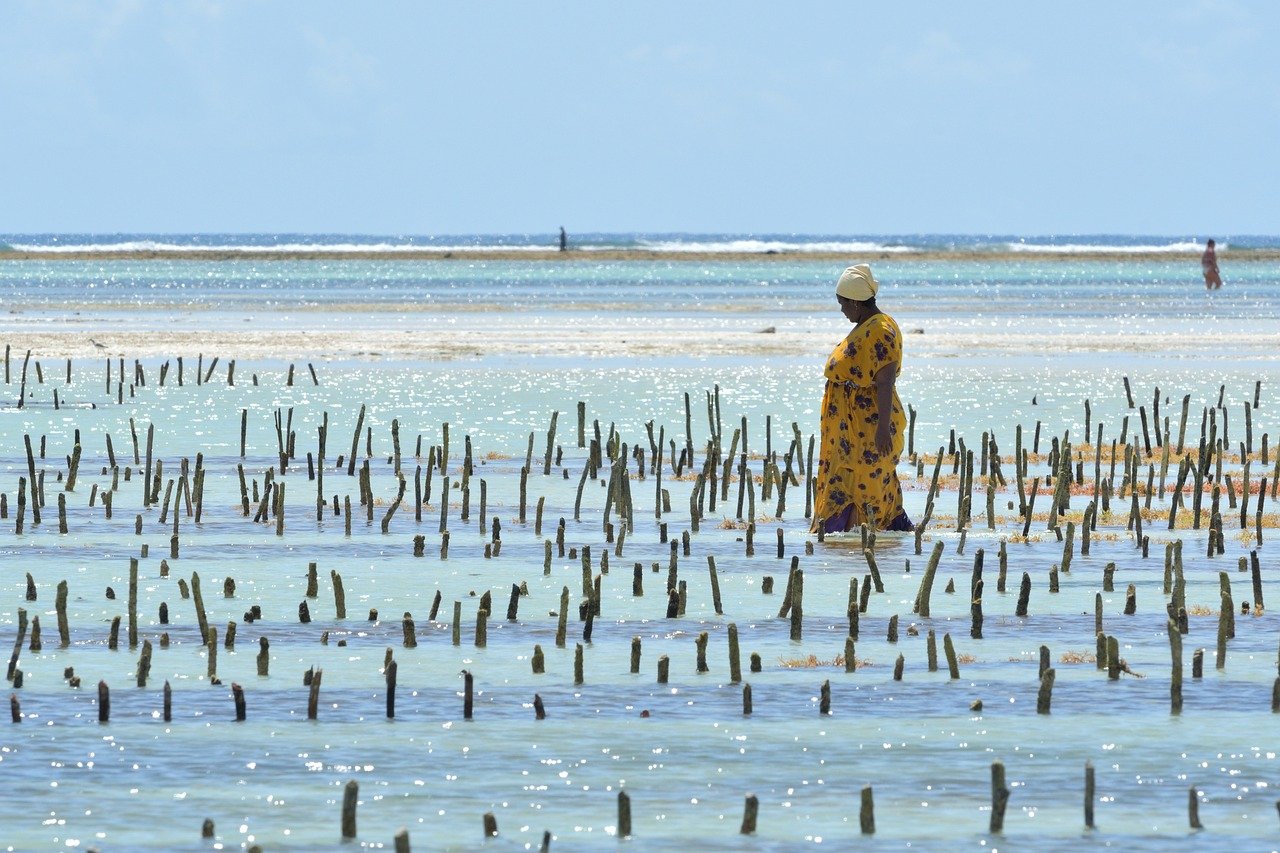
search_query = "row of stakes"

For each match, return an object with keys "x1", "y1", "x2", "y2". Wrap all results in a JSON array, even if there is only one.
[
  {"x1": 156, "y1": 759, "x2": 1260, "y2": 851},
  {"x1": 5, "y1": 349, "x2": 1277, "y2": 536},
  {"x1": 12, "y1": 554, "x2": 1280, "y2": 725}
]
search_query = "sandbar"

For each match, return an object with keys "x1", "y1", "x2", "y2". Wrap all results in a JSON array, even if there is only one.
[{"x1": 4, "y1": 248, "x2": 1279, "y2": 263}]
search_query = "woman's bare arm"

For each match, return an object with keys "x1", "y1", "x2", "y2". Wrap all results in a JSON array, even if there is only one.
[{"x1": 873, "y1": 363, "x2": 896, "y2": 456}]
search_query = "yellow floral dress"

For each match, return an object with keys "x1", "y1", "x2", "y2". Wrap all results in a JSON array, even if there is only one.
[{"x1": 812, "y1": 313, "x2": 912, "y2": 532}]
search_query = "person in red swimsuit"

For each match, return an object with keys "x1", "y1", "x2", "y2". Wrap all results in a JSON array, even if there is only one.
[{"x1": 1202, "y1": 239, "x2": 1223, "y2": 290}]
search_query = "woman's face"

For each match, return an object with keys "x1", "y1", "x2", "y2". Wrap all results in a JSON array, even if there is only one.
[{"x1": 838, "y1": 295, "x2": 863, "y2": 324}]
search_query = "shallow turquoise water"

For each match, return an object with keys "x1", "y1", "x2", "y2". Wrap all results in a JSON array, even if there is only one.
[{"x1": 0, "y1": 350, "x2": 1276, "y2": 850}]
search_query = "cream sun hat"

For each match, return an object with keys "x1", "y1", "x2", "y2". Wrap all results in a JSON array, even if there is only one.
[{"x1": 835, "y1": 264, "x2": 878, "y2": 301}]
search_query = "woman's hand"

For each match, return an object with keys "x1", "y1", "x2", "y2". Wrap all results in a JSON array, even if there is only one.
[{"x1": 874, "y1": 419, "x2": 893, "y2": 456}]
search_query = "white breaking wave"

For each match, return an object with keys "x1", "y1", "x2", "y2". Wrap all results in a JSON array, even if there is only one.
[
  {"x1": 1003, "y1": 240, "x2": 1210, "y2": 254},
  {"x1": 632, "y1": 238, "x2": 916, "y2": 253},
  {"x1": 5, "y1": 240, "x2": 554, "y2": 254}
]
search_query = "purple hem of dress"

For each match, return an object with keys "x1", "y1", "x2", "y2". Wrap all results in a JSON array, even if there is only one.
[{"x1": 820, "y1": 505, "x2": 914, "y2": 534}]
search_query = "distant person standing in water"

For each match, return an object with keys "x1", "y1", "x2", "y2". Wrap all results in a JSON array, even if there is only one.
[
  {"x1": 559, "y1": 227, "x2": 568, "y2": 252},
  {"x1": 1202, "y1": 239, "x2": 1222, "y2": 290}
]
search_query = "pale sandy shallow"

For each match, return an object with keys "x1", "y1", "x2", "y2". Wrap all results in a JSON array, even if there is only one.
[
  {"x1": 4, "y1": 324, "x2": 1278, "y2": 364},
  {"x1": 4, "y1": 248, "x2": 1280, "y2": 263}
]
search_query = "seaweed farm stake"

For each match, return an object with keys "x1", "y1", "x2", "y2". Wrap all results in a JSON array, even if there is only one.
[
  {"x1": 1037, "y1": 668, "x2": 1055, "y2": 714},
  {"x1": 1084, "y1": 761, "x2": 1096, "y2": 829},
  {"x1": 331, "y1": 570, "x2": 347, "y2": 619},
  {"x1": 1015, "y1": 572, "x2": 1031, "y2": 617},
  {"x1": 990, "y1": 761, "x2": 1010, "y2": 833},
  {"x1": 531, "y1": 645, "x2": 545, "y2": 674},
  {"x1": 740, "y1": 794, "x2": 759, "y2": 835},
  {"x1": 135, "y1": 640, "x2": 152, "y2": 687},
  {"x1": 56, "y1": 580, "x2": 69, "y2": 647},
  {"x1": 971, "y1": 580, "x2": 984, "y2": 639},
  {"x1": 914, "y1": 541, "x2": 944, "y2": 617},
  {"x1": 789, "y1": 569, "x2": 804, "y2": 641},
  {"x1": 341, "y1": 779, "x2": 358, "y2": 840},
  {"x1": 617, "y1": 790, "x2": 631, "y2": 839},
  {"x1": 1166, "y1": 618, "x2": 1185, "y2": 709},
  {"x1": 944, "y1": 633, "x2": 960, "y2": 679}
]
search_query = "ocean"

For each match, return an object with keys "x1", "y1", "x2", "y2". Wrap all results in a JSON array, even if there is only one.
[{"x1": 0, "y1": 235, "x2": 1277, "y2": 851}]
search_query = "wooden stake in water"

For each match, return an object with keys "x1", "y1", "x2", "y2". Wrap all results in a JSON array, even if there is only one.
[
  {"x1": 990, "y1": 761, "x2": 1010, "y2": 833},
  {"x1": 531, "y1": 644, "x2": 545, "y2": 675},
  {"x1": 708, "y1": 556, "x2": 723, "y2": 615},
  {"x1": 860, "y1": 785, "x2": 875, "y2": 834},
  {"x1": 1037, "y1": 668, "x2": 1055, "y2": 714},
  {"x1": 555, "y1": 587, "x2": 569, "y2": 647},
  {"x1": 789, "y1": 569, "x2": 804, "y2": 641},
  {"x1": 617, "y1": 790, "x2": 632, "y2": 839},
  {"x1": 1084, "y1": 761, "x2": 1096, "y2": 829},
  {"x1": 136, "y1": 640, "x2": 152, "y2": 688},
  {"x1": 232, "y1": 682, "x2": 246, "y2": 721},
  {"x1": 341, "y1": 779, "x2": 359, "y2": 839},
  {"x1": 944, "y1": 633, "x2": 960, "y2": 679},
  {"x1": 128, "y1": 558, "x2": 138, "y2": 649},
  {"x1": 1016, "y1": 572, "x2": 1031, "y2": 617},
  {"x1": 740, "y1": 794, "x2": 759, "y2": 835},
  {"x1": 971, "y1": 580, "x2": 984, "y2": 640},
  {"x1": 331, "y1": 570, "x2": 347, "y2": 619},
  {"x1": 1217, "y1": 593, "x2": 1230, "y2": 670},
  {"x1": 307, "y1": 669, "x2": 323, "y2": 720},
  {"x1": 732, "y1": 622, "x2": 742, "y2": 681},
  {"x1": 915, "y1": 541, "x2": 944, "y2": 617},
  {"x1": 1107, "y1": 636, "x2": 1121, "y2": 680},
  {"x1": 56, "y1": 580, "x2": 69, "y2": 648}
]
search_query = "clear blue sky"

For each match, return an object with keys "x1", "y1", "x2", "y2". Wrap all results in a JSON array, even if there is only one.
[{"x1": 2, "y1": 1, "x2": 1275, "y2": 236}]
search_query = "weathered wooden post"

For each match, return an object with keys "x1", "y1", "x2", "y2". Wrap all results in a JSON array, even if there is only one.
[
  {"x1": 860, "y1": 785, "x2": 875, "y2": 834},
  {"x1": 1169, "y1": 619, "x2": 1183, "y2": 714},
  {"x1": 307, "y1": 668, "x2": 323, "y2": 720},
  {"x1": 990, "y1": 761, "x2": 1010, "y2": 833},
  {"x1": 1037, "y1": 668, "x2": 1055, "y2": 714},
  {"x1": 386, "y1": 659, "x2": 397, "y2": 719},
  {"x1": 944, "y1": 633, "x2": 960, "y2": 679},
  {"x1": 617, "y1": 790, "x2": 632, "y2": 839},
  {"x1": 740, "y1": 794, "x2": 759, "y2": 835},
  {"x1": 342, "y1": 779, "x2": 359, "y2": 839}
]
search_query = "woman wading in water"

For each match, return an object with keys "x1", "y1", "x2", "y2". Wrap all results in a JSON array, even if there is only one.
[{"x1": 812, "y1": 264, "x2": 913, "y2": 533}]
